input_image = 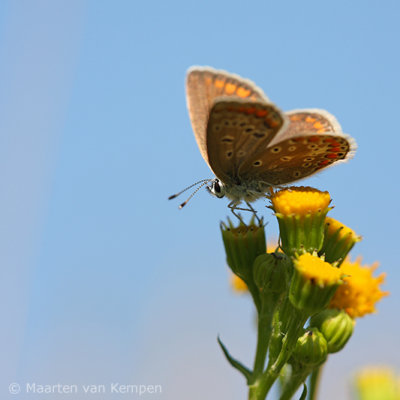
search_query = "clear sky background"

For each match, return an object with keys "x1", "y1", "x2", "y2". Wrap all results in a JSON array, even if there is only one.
[{"x1": 0, "y1": 1, "x2": 399, "y2": 399}]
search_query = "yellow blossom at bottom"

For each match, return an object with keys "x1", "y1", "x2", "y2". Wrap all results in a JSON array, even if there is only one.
[
  {"x1": 355, "y1": 366, "x2": 400, "y2": 400},
  {"x1": 329, "y1": 258, "x2": 389, "y2": 318}
]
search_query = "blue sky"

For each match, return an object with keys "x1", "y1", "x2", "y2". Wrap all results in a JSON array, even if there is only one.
[{"x1": 0, "y1": 1, "x2": 399, "y2": 399}]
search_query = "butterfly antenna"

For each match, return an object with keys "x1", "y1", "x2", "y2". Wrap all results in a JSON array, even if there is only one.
[
  {"x1": 168, "y1": 179, "x2": 212, "y2": 200},
  {"x1": 178, "y1": 180, "x2": 211, "y2": 209}
]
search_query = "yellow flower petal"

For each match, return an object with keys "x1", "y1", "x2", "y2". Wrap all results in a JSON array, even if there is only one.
[
  {"x1": 325, "y1": 217, "x2": 361, "y2": 246},
  {"x1": 295, "y1": 253, "x2": 342, "y2": 286},
  {"x1": 329, "y1": 257, "x2": 389, "y2": 318},
  {"x1": 270, "y1": 186, "x2": 331, "y2": 217}
]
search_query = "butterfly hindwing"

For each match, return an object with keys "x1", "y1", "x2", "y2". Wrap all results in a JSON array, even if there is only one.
[
  {"x1": 239, "y1": 132, "x2": 353, "y2": 185},
  {"x1": 206, "y1": 99, "x2": 288, "y2": 183},
  {"x1": 186, "y1": 67, "x2": 269, "y2": 165},
  {"x1": 233, "y1": 108, "x2": 354, "y2": 185},
  {"x1": 268, "y1": 109, "x2": 344, "y2": 147}
]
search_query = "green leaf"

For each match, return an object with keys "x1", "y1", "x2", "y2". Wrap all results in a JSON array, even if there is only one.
[
  {"x1": 299, "y1": 383, "x2": 307, "y2": 400},
  {"x1": 217, "y1": 336, "x2": 252, "y2": 382}
]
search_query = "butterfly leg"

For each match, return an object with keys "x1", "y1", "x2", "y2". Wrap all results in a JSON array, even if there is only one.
[
  {"x1": 228, "y1": 201, "x2": 260, "y2": 225},
  {"x1": 227, "y1": 201, "x2": 246, "y2": 224},
  {"x1": 245, "y1": 201, "x2": 261, "y2": 225}
]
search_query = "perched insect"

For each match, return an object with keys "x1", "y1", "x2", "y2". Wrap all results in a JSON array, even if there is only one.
[{"x1": 169, "y1": 66, "x2": 356, "y2": 219}]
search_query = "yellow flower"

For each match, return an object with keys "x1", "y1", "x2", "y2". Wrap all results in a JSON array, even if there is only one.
[
  {"x1": 231, "y1": 274, "x2": 248, "y2": 293},
  {"x1": 290, "y1": 253, "x2": 343, "y2": 314},
  {"x1": 329, "y1": 257, "x2": 388, "y2": 318},
  {"x1": 269, "y1": 187, "x2": 332, "y2": 255},
  {"x1": 270, "y1": 186, "x2": 331, "y2": 217},
  {"x1": 355, "y1": 366, "x2": 400, "y2": 400},
  {"x1": 325, "y1": 217, "x2": 360, "y2": 243},
  {"x1": 295, "y1": 253, "x2": 343, "y2": 286},
  {"x1": 321, "y1": 217, "x2": 362, "y2": 264}
]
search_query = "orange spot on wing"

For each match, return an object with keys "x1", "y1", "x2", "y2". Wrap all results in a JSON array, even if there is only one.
[
  {"x1": 330, "y1": 147, "x2": 341, "y2": 152},
  {"x1": 290, "y1": 115, "x2": 302, "y2": 121},
  {"x1": 236, "y1": 87, "x2": 251, "y2": 98},
  {"x1": 319, "y1": 160, "x2": 330, "y2": 166},
  {"x1": 215, "y1": 79, "x2": 225, "y2": 88},
  {"x1": 326, "y1": 153, "x2": 339, "y2": 159},
  {"x1": 306, "y1": 116, "x2": 316, "y2": 123},
  {"x1": 268, "y1": 119, "x2": 280, "y2": 128},
  {"x1": 256, "y1": 110, "x2": 268, "y2": 117},
  {"x1": 225, "y1": 83, "x2": 237, "y2": 94},
  {"x1": 313, "y1": 121, "x2": 325, "y2": 130},
  {"x1": 308, "y1": 136, "x2": 321, "y2": 142},
  {"x1": 244, "y1": 107, "x2": 256, "y2": 115}
]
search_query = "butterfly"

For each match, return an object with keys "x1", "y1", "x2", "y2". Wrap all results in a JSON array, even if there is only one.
[{"x1": 170, "y1": 66, "x2": 356, "y2": 218}]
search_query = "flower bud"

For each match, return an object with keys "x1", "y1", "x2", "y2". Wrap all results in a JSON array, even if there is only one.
[
  {"x1": 253, "y1": 252, "x2": 292, "y2": 297},
  {"x1": 220, "y1": 217, "x2": 266, "y2": 284},
  {"x1": 292, "y1": 328, "x2": 328, "y2": 367},
  {"x1": 310, "y1": 309, "x2": 354, "y2": 353}
]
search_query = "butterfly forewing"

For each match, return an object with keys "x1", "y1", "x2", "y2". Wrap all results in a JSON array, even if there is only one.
[
  {"x1": 186, "y1": 67, "x2": 269, "y2": 165},
  {"x1": 206, "y1": 99, "x2": 288, "y2": 183}
]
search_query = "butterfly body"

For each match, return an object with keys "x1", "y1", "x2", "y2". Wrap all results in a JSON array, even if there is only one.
[
  {"x1": 210, "y1": 178, "x2": 271, "y2": 203},
  {"x1": 179, "y1": 66, "x2": 356, "y2": 211}
]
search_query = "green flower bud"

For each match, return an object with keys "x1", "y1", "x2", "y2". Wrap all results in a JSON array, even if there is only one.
[
  {"x1": 310, "y1": 309, "x2": 355, "y2": 353},
  {"x1": 253, "y1": 252, "x2": 292, "y2": 297},
  {"x1": 292, "y1": 328, "x2": 328, "y2": 367},
  {"x1": 220, "y1": 217, "x2": 266, "y2": 283}
]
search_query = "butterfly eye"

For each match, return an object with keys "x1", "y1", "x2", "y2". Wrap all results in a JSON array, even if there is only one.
[{"x1": 210, "y1": 179, "x2": 225, "y2": 199}]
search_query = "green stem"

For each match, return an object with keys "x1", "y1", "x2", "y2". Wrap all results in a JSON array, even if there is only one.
[
  {"x1": 267, "y1": 296, "x2": 293, "y2": 368},
  {"x1": 279, "y1": 367, "x2": 311, "y2": 400},
  {"x1": 308, "y1": 364, "x2": 323, "y2": 400},
  {"x1": 248, "y1": 310, "x2": 308, "y2": 400},
  {"x1": 252, "y1": 296, "x2": 276, "y2": 378},
  {"x1": 247, "y1": 279, "x2": 261, "y2": 313}
]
